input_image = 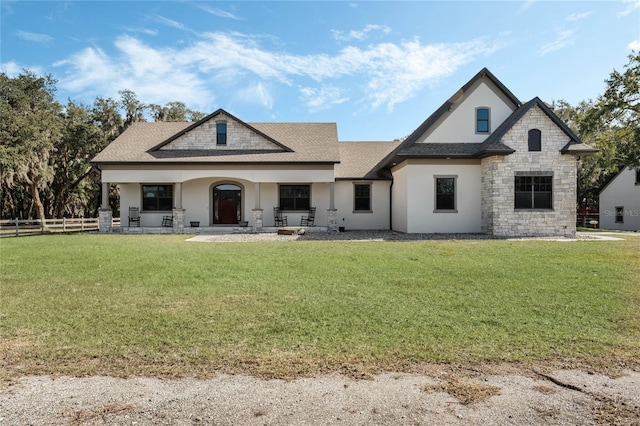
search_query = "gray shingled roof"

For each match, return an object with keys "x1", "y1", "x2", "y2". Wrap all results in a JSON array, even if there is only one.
[
  {"x1": 92, "y1": 121, "x2": 340, "y2": 164},
  {"x1": 376, "y1": 68, "x2": 522, "y2": 168},
  {"x1": 335, "y1": 142, "x2": 400, "y2": 179}
]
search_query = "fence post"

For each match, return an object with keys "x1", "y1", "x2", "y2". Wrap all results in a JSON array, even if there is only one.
[
  {"x1": 63, "y1": 217, "x2": 66, "y2": 232},
  {"x1": 81, "y1": 217, "x2": 84, "y2": 231},
  {"x1": 15, "y1": 217, "x2": 19, "y2": 237},
  {"x1": 40, "y1": 217, "x2": 45, "y2": 234}
]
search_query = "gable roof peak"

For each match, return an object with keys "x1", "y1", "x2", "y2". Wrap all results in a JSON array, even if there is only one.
[{"x1": 149, "y1": 108, "x2": 293, "y2": 152}]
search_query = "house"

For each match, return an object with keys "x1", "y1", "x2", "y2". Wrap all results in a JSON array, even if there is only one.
[
  {"x1": 599, "y1": 167, "x2": 640, "y2": 231},
  {"x1": 92, "y1": 68, "x2": 596, "y2": 237}
]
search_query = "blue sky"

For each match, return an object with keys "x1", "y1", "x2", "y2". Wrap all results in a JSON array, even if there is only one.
[{"x1": 2, "y1": 1, "x2": 639, "y2": 141}]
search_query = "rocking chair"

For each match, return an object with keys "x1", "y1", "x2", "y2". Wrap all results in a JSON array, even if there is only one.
[
  {"x1": 128, "y1": 206, "x2": 141, "y2": 227},
  {"x1": 274, "y1": 207, "x2": 288, "y2": 226},
  {"x1": 300, "y1": 207, "x2": 316, "y2": 227}
]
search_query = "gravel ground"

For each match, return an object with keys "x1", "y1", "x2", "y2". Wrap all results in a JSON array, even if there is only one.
[
  {"x1": 1, "y1": 370, "x2": 639, "y2": 425},
  {"x1": 186, "y1": 230, "x2": 622, "y2": 243}
]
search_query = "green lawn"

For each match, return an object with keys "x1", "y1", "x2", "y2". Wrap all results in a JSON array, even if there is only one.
[{"x1": 1, "y1": 234, "x2": 639, "y2": 379}]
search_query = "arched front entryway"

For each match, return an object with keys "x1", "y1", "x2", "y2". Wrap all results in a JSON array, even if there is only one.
[{"x1": 212, "y1": 183, "x2": 242, "y2": 224}]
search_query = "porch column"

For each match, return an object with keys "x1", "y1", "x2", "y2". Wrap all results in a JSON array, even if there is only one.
[
  {"x1": 327, "y1": 182, "x2": 338, "y2": 233},
  {"x1": 329, "y1": 182, "x2": 335, "y2": 210},
  {"x1": 101, "y1": 182, "x2": 109, "y2": 209},
  {"x1": 172, "y1": 182, "x2": 184, "y2": 230},
  {"x1": 174, "y1": 182, "x2": 182, "y2": 210},
  {"x1": 252, "y1": 182, "x2": 263, "y2": 233},
  {"x1": 172, "y1": 208, "x2": 185, "y2": 230},
  {"x1": 98, "y1": 182, "x2": 112, "y2": 233}
]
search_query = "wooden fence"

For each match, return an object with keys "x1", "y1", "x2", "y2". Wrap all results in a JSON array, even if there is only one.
[{"x1": 0, "y1": 217, "x2": 121, "y2": 237}]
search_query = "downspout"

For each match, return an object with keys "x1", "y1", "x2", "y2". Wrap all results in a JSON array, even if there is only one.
[{"x1": 389, "y1": 176, "x2": 394, "y2": 231}]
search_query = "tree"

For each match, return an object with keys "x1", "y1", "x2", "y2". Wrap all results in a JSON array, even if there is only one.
[
  {"x1": 0, "y1": 71, "x2": 62, "y2": 220},
  {"x1": 92, "y1": 96, "x2": 124, "y2": 142},
  {"x1": 587, "y1": 52, "x2": 640, "y2": 169},
  {"x1": 119, "y1": 89, "x2": 146, "y2": 128},
  {"x1": 150, "y1": 101, "x2": 205, "y2": 122},
  {"x1": 49, "y1": 100, "x2": 105, "y2": 217}
]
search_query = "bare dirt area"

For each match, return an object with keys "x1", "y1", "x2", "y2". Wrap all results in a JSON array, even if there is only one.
[{"x1": 1, "y1": 368, "x2": 639, "y2": 425}]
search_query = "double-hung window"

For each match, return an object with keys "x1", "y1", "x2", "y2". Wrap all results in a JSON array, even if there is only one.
[
  {"x1": 279, "y1": 184, "x2": 310, "y2": 211},
  {"x1": 476, "y1": 107, "x2": 490, "y2": 133},
  {"x1": 142, "y1": 184, "x2": 173, "y2": 211},
  {"x1": 434, "y1": 176, "x2": 457, "y2": 212},
  {"x1": 514, "y1": 176, "x2": 552, "y2": 209},
  {"x1": 354, "y1": 183, "x2": 371, "y2": 212}
]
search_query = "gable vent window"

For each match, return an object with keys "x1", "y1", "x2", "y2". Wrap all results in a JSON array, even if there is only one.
[
  {"x1": 476, "y1": 108, "x2": 490, "y2": 133},
  {"x1": 216, "y1": 122, "x2": 227, "y2": 145},
  {"x1": 636, "y1": 169, "x2": 640, "y2": 184},
  {"x1": 528, "y1": 129, "x2": 542, "y2": 151}
]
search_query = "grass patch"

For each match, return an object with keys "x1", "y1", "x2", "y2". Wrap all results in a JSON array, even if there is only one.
[
  {"x1": 1, "y1": 234, "x2": 639, "y2": 379},
  {"x1": 424, "y1": 379, "x2": 501, "y2": 405}
]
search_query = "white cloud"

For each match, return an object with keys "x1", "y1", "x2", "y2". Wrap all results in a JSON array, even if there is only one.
[
  {"x1": 155, "y1": 15, "x2": 185, "y2": 30},
  {"x1": 332, "y1": 24, "x2": 391, "y2": 42},
  {"x1": 518, "y1": 0, "x2": 536, "y2": 14},
  {"x1": 299, "y1": 86, "x2": 349, "y2": 112},
  {"x1": 618, "y1": 0, "x2": 640, "y2": 17},
  {"x1": 16, "y1": 30, "x2": 53, "y2": 44},
  {"x1": 235, "y1": 82, "x2": 273, "y2": 109},
  {"x1": 54, "y1": 36, "x2": 212, "y2": 110},
  {"x1": 52, "y1": 31, "x2": 500, "y2": 113},
  {"x1": 566, "y1": 11, "x2": 592, "y2": 21},
  {"x1": 1, "y1": 61, "x2": 23, "y2": 76},
  {"x1": 629, "y1": 40, "x2": 640, "y2": 50},
  {"x1": 196, "y1": 5, "x2": 239, "y2": 20},
  {"x1": 540, "y1": 29, "x2": 575, "y2": 56},
  {"x1": 123, "y1": 27, "x2": 158, "y2": 36}
]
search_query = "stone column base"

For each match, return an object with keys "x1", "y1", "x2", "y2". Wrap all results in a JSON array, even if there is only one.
[
  {"x1": 172, "y1": 209, "x2": 185, "y2": 229},
  {"x1": 327, "y1": 209, "x2": 338, "y2": 233},
  {"x1": 98, "y1": 208, "x2": 113, "y2": 233},
  {"x1": 252, "y1": 209, "x2": 263, "y2": 233}
]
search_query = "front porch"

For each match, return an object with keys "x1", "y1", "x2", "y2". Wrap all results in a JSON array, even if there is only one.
[{"x1": 97, "y1": 173, "x2": 339, "y2": 234}]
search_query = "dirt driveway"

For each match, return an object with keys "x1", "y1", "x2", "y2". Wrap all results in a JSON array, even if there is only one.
[{"x1": 1, "y1": 368, "x2": 639, "y2": 425}]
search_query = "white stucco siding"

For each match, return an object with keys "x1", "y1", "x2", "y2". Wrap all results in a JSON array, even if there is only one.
[
  {"x1": 402, "y1": 161, "x2": 482, "y2": 233},
  {"x1": 421, "y1": 82, "x2": 516, "y2": 144},
  {"x1": 599, "y1": 167, "x2": 640, "y2": 230},
  {"x1": 334, "y1": 181, "x2": 391, "y2": 230},
  {"x1": 101, "y1": 164, "x2": 335, "y2": 184},
  {"x1": 391, "y1": 165, "x2": 408, "y2": 232}
]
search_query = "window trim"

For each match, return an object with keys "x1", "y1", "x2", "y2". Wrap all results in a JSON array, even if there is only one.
[
  {"x1": 216, "y1": 121, "x2": 227, "y2": 146},
  {"x1": 353, "y1": 182, "x2": 372, "y2": 213},
  {"x1": 278, "y1": 184, "x2": 311, "y2": 212},
  {"x1": 475, "y1": 107, "x2": 490, "y2": 134},
  {"x1": 615, "y1": 206, "x2": 624, "y2": 223},
  {"x1": 514, "y1": 173, "x2": 554, "y2": 210},
  {"x1": 528, "y1": 128, "x2": 542, "y2": 152},
  {"x1": 433, "y1": 175, "x2": 458, "y2": 213},
  {"x1": 141, "y1": 184, "x2": 174, "y2": 212}
]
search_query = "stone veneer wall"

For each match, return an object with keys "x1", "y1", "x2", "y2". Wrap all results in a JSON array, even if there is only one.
[
  {"x1": 161, "y1": 112, "x2": 280, "y2": 151},
  {"x1": 481, "y1": 105, "x2": 577, "y2": 237}
]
